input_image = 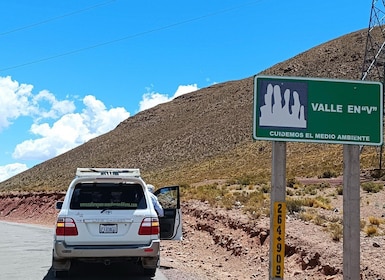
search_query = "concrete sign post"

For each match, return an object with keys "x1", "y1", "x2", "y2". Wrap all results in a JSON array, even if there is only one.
[
  {"x1": 252, "y1": 76, "x2": 383, "y2": 280},
  {"x1": 343, "y1": 145, "x2": 361, "y2": 279},
  {"x1": 269, "y1": 141, "x2": 286, "y2": 279}
]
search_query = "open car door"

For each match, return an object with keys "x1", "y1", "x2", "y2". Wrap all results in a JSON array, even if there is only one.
[{"x1": 154, "y1": 186, "x2": 182, "y2": 240}]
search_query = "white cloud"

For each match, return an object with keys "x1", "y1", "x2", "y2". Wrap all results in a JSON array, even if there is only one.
[
  {"x1": 0, "y1": 76, "x2": 76, "y2": 133},
  {"x1": 139, "y1": 92, "x2": 170, "y2": 111},
  {"x1": 0, "y1": 76, "x2": 33, "y2": 132},
  {"x1": 139, "y1": 84, "x2": 198, "y2": 111},
  {"x1": 13, "y1": 95, "x2": 130, "y2": 161},
  {"x1": 173, "y1": 84, "x2": 199, "y2": 98},
  {"x1": 31, "y1": 89, "x2": 75, "y2": 119},
  {"x1": 82, "y1": 95, "x2": 129, "y2": 135},
  {"x1": 0, "y1": 163, "x2": 28, "y2": 182}
]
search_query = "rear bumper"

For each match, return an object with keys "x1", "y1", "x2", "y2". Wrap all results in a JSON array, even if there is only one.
[{"x1": 54, "y1": 240, "x2": 160, "y2": 259}]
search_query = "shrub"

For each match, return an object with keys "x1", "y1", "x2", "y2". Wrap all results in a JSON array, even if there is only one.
[
  {"x1": 361, "y1": 182, "x2": 384, "y2": 193},
  {"x1": 368, "y1": 216, "x2": 381, "y2": 226},
  {"x1": 313, "y1": 196, "x2": 332, "y2": 210},
  {"x1": 287, "y1": 177, "x2": 298, "y2": 188},
  {"x1": 299, "y1": 210, "x2": 315, "y2": 222},
  {"x1": 327, "y1": 215, "x2": 342, "y2": 223},
  {"x1": 183, "y1": 184, "x2": 230, "y2": 205},
  {"x1": 370, "y1": 169, "x2": 385, "y2": 179},
  {"x1": 320, "y1": 170, "x2": 338, "y2": 178},
  {"x1": 286, "y1": 188, "x2": 294, "y2": 196},
  {"x1": 260, "y1": 184, "x2": 271, "y2": 194},
  {"x1": 286, "y1": 198, "x2": 305, "y2": 214},
  {"x1": 303, "y1": 185, "x2": 318, "y2": 195},
  {"x1": 243, "y1": 191, "x2": 269, "y2": 217},
  {"x1": 236, "y1": 174, "x2": 257, "y2": 186},
  {"x1": 313, "y1": 215, "x2": 326, "y2": 226},
  {"x1": 232, "y1": 191, "x2": 250, "y2": 205},
  {"x1": 336, "y1": 185, "x2": 343, "y2": 195},
  {"x1": 222, "y1": 194, "x2": 236, "y2": 210},
  {"x1": 328, "y1": 223, "x2": 343, "y2": 241},
  {"x1": 365, "y1": 225, "x2": 378, "y2": 236}
]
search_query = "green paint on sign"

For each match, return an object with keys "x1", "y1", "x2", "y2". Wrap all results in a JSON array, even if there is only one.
[{"x1": 253, "y1": 76, "x2": 383, "y2": 145}]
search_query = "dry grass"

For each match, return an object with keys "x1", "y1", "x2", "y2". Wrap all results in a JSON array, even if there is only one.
[
  {"x1": 365, "y1": 225, "x2": 378, "y2": 237},
  {"x1": 327, "y1": 223, "x2": 343, "y2": 241},
  {"x1": 361, "y1": 182, "x2": 384, "y2": 193},
  {"x1": 368, "y1": 216, "x2": 381, "y2": 226},
  {"x1": 179, "y1": 177, "x2": 385, "y2": 241}
]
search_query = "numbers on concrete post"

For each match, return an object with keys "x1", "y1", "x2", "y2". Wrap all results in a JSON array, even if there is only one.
[{"x1": 272, "y1": 202, "x2": 286, "y2": 278}]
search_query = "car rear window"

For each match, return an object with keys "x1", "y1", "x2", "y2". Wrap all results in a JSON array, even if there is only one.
[{"x1": 70, "y1": 183, "x2": 147, "y2": 210}]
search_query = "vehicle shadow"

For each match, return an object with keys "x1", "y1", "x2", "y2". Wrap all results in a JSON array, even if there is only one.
[{"x1": 42, "y1": 262, "x2": 156, "y2": 280}]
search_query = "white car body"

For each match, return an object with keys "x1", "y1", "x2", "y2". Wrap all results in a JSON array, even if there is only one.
[{"x1": 52, "y1": 168, "x2": 182, "y2": 277}]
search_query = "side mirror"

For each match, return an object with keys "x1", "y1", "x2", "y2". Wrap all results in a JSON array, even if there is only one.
[{"x1": 56, "y1": 201, "x2": 63, "y2": 210}]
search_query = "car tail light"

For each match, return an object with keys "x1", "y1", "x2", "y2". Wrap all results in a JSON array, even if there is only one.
[
  {"x1": 56, "y1": 217, "x2": 78, "y2": 236},
  {"x1": 138, "y1": 217, "x2": 160, "y2": 235}
]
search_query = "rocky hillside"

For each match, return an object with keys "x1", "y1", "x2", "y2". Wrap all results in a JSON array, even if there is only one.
[
  {"x1": 0, "y1": 27, "x2": 381, "y2": 191},
  {"x1": 2, "y1": 28, "x2": 385, "y2": 279}
]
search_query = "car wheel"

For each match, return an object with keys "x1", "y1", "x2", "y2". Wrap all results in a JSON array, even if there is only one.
[{"x1": 143, "y1": 267, "x2": 156, "y2": 277}]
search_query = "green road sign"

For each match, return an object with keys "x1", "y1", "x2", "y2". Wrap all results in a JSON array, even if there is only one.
[{"x1": 253, "y1": 76, "x2": 383, "y2": 145}]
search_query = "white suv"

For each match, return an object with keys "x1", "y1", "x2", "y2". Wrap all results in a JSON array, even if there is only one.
[{"x1": 52, "y1": 168, "x2": 182, "y2": 278}]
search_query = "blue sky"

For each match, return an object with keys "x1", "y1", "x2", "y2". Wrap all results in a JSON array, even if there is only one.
[{"x1": 0, "y1": 0, "x2": 371, "y2": 181}]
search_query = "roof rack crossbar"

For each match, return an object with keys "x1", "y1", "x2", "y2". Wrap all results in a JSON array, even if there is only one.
[{"x1": 75, "y1": 168, "x2": 140, "y2": 177}]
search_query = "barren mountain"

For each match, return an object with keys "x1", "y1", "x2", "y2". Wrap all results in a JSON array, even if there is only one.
[
  {"x1": 0, "y1": 28, "x2": 376, "y2": 192},
  {"x1": 1, "y1": 28, "x2": 385, "y2": 279}
]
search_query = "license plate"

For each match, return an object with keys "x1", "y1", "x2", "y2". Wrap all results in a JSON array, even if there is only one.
[{"x1": 99, "y1": 224, "x2": 118, "y2": 233}]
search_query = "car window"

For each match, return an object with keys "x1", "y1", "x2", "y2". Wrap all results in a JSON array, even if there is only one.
[
  {"x1": 156, "y1": 187, "x2": 178, "y2": 209},
  {"x1": 70, "y1": 183, "x2": 147, "y2": 210}
]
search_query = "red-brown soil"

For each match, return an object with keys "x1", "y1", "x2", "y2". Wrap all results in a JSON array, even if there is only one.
[{"x1": 1, "y1": 178, "x2": 385, "y2": 280}]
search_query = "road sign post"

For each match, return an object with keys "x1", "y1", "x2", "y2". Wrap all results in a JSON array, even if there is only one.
[
  {"x1": 269, "y1": 141, "x2": 286, "y2": 280},
  {"x1": 343, "y1": 145, "x2": 361, "y2": 279}
]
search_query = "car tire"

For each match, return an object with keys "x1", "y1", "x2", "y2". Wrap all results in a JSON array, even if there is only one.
[{"x1": 143, "y1": 267, "x2": 156, "y2": 277}]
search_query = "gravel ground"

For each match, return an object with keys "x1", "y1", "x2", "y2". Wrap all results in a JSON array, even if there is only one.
[{"x1": 1, "y1": 177, "x2": 385, "y2": 279}]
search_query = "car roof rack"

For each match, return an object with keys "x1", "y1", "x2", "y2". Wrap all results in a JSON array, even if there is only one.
[{"x1": 76, "y1": 168, "x2": 141, "y2": 177}]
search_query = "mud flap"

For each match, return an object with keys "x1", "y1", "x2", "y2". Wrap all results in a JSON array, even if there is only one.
[
  {"x1": 52, "y1": 256, "x2": 71, "y2": 271},
  {"x1": 141, "y1": 256, "x2": 159, "y2": 269}
]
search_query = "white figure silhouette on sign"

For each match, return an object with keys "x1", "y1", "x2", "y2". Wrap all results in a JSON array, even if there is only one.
[{"x1": 259, "y1": 83, "x2": 306, "y2": 128}]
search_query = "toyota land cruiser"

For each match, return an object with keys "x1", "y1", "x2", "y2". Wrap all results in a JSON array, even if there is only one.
[{"x1": 52, "y1": 168, "x2": 182, "y2": 277}]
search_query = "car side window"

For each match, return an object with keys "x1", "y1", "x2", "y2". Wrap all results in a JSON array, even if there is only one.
[{"x1": 156, "y1": 187, "x2": 178, "y2": 209}]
